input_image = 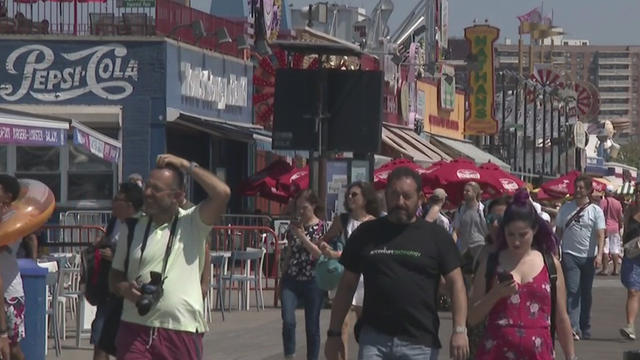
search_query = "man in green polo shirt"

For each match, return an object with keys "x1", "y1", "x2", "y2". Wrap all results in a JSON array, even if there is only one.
[{"x1": 109, "y1": 154, "x2": 230, "y2": 360}]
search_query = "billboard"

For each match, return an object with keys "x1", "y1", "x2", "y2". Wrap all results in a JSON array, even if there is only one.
[{"x1": 464, "y1": 24, "x2": 499, "y2": 135}]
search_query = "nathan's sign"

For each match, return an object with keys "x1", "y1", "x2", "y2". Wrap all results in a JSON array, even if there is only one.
[
  {"x1": 464, "y1": 25, "x2": 499, "y2": 135},
  {"x1": 0, "y1": 44, "x2": 139, "y2": 102}
]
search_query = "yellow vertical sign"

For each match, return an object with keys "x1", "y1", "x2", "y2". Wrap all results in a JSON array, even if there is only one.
[{"x1": 464, "y1": 25, "x2": 499, "y2": 135}]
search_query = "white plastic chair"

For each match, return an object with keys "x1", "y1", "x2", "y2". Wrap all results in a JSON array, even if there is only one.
[
  {"x1": 45, "y1": 272, "x2": 62, "y2": 357},
  {"x1": 221, "y1": 248, "x2": 266, "y2": 311}
]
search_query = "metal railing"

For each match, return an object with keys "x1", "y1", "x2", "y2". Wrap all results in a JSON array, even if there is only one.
[
  {"x1": 59, "y1": 210, "x2": 111, "y2": 227},
  {"x1": 211, "y1": 225, "x2": 281, "y2": 306},
  {"x1": 6, "y1": 0, "x2": 154, "y2": 35},
  {"x1": 40, "y1": 225, "x2": 106, "y2": 253},
  {"x1": 4, "y1": 0, "x2": 249, "y2": 57}
]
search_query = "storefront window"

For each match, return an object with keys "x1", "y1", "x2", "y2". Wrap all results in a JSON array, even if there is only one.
[
  {"x1": 16, "y1": 146, "x2": 61, "y2": 200},
  {"x1": 0, "y1": 146, "x2": 6, "y2": 172},
  {"x1": 67, "y1": 145, "x2": 114, "y2": 201}
]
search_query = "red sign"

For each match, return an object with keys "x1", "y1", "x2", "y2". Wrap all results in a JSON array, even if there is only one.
[{"x1": 429, "y1": 115, "x2": 459, "y2": 131}]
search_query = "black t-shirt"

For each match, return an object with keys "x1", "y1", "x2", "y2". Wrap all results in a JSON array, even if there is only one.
[{"x1": 340, "y1": 216, "x2": 462, "y2": 348}]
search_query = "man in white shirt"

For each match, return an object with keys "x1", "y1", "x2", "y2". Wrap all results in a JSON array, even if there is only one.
[
  {"x1": 109, "y1": 154, "x2": 230, "y2": 360},
  {"x1": 556, "y1": 174, "x2": 606, "y2": 340}
]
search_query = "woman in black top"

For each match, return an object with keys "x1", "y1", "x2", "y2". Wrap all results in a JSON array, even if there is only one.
[{"x1": 620, "y1": 183, "x2": 640, "y2": 340}]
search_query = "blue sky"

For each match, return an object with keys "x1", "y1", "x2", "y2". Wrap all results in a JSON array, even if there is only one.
[{"x1": 287, "y1": 0, "x2": 640, "y2": 45}]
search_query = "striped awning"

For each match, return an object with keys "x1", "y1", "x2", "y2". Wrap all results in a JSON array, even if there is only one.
[{"x1": 617, "y1": 182, "x2": 635, "y2": 196}]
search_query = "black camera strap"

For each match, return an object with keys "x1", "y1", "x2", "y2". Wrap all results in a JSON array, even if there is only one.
[{"x1": 138, "y1": 213, "x2": 180, "y2": 280}]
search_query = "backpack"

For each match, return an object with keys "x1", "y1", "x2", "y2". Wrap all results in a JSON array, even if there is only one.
[
  {"x1": 96, "y1": 218, "x2": 139, "y2": 356},
  {"x1": 485, "y1": 251, "x2": 558, "y2": 345},
  {"x1": 82, "y1": 217, "x2": 118, "y2": 306}
]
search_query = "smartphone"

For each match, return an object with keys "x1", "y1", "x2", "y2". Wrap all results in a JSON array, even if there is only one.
[{"x1": 497, "y1": 272, "x2": 514, "y2": 283}]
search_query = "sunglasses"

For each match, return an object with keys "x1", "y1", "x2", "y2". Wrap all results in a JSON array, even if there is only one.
[{"x1": 485, "y1": 213, "x2": 503, "y2": 225}]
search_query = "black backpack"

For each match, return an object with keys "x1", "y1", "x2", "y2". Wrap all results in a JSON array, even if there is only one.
[
  {"x1": 82, "y1": 217, "x2": 118, "y2": 306},
  {"x1": 485, "y1": 251, "x2": 558, "y2": 345},
  {"x1": 95, "y1": 218, "x2": 139, "y2": 356}
]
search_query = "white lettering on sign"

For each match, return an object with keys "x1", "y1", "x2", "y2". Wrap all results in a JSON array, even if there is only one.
[
  {"x1": 0, "y1": 43, "x2": 139, "y2": 102},
  {"x1": 180, "y1": 62, "x2": 247, "y2": 109}
]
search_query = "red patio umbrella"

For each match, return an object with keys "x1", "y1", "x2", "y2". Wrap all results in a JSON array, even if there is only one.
[
  {"x1": 478, "y1": 162, "x2": 525, "y2": 195},
  {"x1": 239, "y1": 159, "x2": 293, "y2": 196},
  {"x1": 540, "y1": 170, "x2": 608, "y2": 198},
  {"x1": 423, "y1": 158, "x2": 500, "y2": 206},
  {"x1": 277, "y1": 165, "x2": 309, "y2": 196},
  {"x1": 256, "y1": 183, "x2": 291, "y2": 204},
  {"x1": 373, "y1": 158, "x2": 430, "y2": 191}
]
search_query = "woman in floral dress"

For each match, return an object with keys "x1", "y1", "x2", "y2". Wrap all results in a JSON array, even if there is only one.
[
  {"x1": 280, "y1": 189, "x2": 327, "y2": 360},
  {"x1": 468, "y1": 190, "x2": 576, "y2": 360}
]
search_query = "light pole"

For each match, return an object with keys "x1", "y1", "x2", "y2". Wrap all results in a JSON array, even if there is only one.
[
  {"x1": 542, "y1": 87, "x2": 547, "y2": 175},
  {"x1": 522, "y1": 81, "x2": 528, "y2": 174}
]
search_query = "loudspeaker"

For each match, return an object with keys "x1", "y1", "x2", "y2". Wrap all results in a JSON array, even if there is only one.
[
  {"x1": 272, "y1": 69, "x2": 321, "y2": 150},
  {"x1": 326, "y1": 70, "x2": 383, "y2": 153},
  {"x1": 273, "y1": 69, "x2": 383, "y2": 153}
]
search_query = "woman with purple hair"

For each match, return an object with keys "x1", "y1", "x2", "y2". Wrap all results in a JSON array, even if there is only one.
[{"x1": 468, "y1": 189, "x2": 576, "y2": 359}]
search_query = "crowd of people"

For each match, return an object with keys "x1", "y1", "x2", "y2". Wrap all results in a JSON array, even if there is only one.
[
  {"x1": 283, "y1": 170, "x2": 640, "y2": 360},
  {"x1": 3, "y1": 158, "x2": 640, "y2": 359}
]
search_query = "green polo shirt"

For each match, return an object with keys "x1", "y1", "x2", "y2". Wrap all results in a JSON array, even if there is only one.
[{"x1": 112, "y1": 205, "x2": 211, "y2": 333}]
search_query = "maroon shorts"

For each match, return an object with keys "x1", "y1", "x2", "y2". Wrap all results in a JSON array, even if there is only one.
[{"x1": 115, "y1": 321, "x2": 204, "y2": 360}]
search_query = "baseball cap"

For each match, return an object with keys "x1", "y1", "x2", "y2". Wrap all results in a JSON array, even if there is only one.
[
  {"x1": 431, "y1": 188, "x2": 448, "y2": 200},
  {"x1": 0, "y1": 174, "x2": 20, "y2": 202}
]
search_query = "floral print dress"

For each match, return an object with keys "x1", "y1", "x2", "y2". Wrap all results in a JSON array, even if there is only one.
[
  {"x1": 284, "y1": 222, "x2": 326, "y2": 281},
  {"x1": 475, "y1": 266, "x2": 553, "y2": 360}
]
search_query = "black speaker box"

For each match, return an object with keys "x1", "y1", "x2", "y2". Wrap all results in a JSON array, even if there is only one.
[{"x1": 273, "y1": 69, "x2": 383, "y2": 153}]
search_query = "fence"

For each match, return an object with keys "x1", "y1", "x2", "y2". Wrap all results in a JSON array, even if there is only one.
[
  {"x1": 4, "y1": 0, "x2": 248, "y2": 58},
  {"x1": 154, "y1": 0, "x2": 247, "y2": 57},
  {"x1": 212, "y1": 225, "x2": 282, "y2": 306},
  {"x1": 220, "y1": 214, "x2": 273, "y2": 227},
  {"x1": 6, "y1": 0, "x2": 154, "y2": 35},
  {"x1": 41, "y1": 225, "x2": 106, "y2": 253},
  {"x1": 59, "y1": 210, "x2": 112, "y2": 227}
]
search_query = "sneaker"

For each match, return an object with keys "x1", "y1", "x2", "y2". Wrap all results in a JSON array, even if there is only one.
[
  {"x1": 572, "y1": 330, "x2": 581, "y2": 341},
  {"x1": 621, "y1": 325, "x2": 636, "y2": 340}
]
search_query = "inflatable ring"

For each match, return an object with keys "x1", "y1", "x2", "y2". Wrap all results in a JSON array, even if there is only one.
[{"x1": 0, "y1": 179, "x2": 55, "y2": 246}]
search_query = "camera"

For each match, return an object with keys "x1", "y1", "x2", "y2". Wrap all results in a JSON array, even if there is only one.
[{"x1": 136, "y1": 271, "x2": 164, "y2": 316}]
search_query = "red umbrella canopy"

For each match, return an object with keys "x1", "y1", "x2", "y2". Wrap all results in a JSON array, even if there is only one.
[
  {"x1": 374, "y1": 158, "x2": 429, "y2": 191},
  {"x1": 478, "y1": 162, "x2": 525, "y2": 195},
  {"x1": 256, "y1": 183, "x2": 291, "y2": 204},
  {"x1": 277, "y1": 165, "x2": 309, "y2": 196},
  {"x1": 239, "y1": 159, "x2": 293, "y2": 196},
  {"x1": 540, "y1": 170, "x2": 608, "y2": 198},
  {"x1": 423, "y1": 158, "x2": 500, "y2": 206}
]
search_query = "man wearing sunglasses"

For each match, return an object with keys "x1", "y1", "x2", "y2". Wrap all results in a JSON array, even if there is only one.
[{"x1": 109, "y1": 154, "x2": 230, "y2": 360}]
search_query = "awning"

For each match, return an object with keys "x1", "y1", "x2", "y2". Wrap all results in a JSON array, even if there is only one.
[
  {"x1": 0, "y1": 107, "x2": 121, "y2": 163},
  {"x1": 72, "y1": 120, "x2": 121, "y2": 163},
  {"x1": 167, "y1": 108, "x2": 309, "y2": 158},
  {"x1": 252, "y1": 129, "x2": 309, "y2": 158},
  {"x1": 381, "y1": 123, "x2": 451, "y2": 166},
  {"x1": 430, "y1": 135, "x2": 510, "y2": 171},
  {"x1": 0, "y1": 108, "x2": 68, "y2": 147}
]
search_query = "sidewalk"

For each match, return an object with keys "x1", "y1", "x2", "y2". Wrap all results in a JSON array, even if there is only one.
[{"x1": 47, "y1": 277, "x2": 640, "y2": 359}]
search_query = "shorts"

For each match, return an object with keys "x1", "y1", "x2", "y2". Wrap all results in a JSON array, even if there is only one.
[
  {"x1": 116, "y1": 321, "x2": 204, "y2": 360},
  {"x1": 5, "y1": 296, "x2": 25, "y2": 344},
  {"x1": 604, "y1": 233, "x2": 622, "y2": 255}
]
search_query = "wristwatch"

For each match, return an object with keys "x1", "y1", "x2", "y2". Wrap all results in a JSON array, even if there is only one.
[
  {"x1": 327, "y1": 329, "x2": 342, "y2": 337},
  {"x1": 188, "y1": 161, "x2": 199, "y2": 174},
  {"x1": 453, "y1": 326, "x2": 467, "y2": 334}
]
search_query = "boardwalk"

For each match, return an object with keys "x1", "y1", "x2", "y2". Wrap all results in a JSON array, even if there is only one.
[{"x1": 50, "y1": 277, "x2": 640, "y2": 359}]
